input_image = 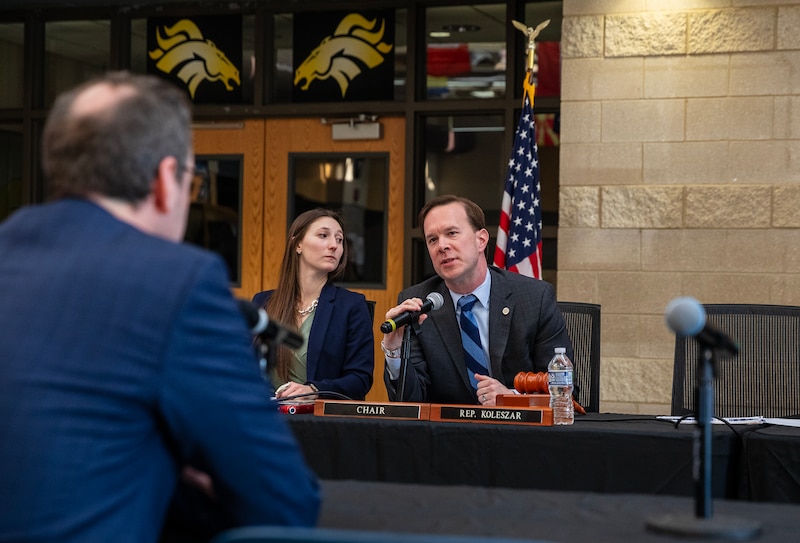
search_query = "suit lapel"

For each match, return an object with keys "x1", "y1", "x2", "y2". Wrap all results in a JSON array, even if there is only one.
[
  {"x1": 487, "y1": 268, "x2": 513, "y2": 378},
  {"x1": 306, "y1": 282, "x2": 335, "y2": 380}
]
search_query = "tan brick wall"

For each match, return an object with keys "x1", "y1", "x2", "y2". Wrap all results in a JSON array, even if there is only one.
[{"x1": 559, "y1": 0, "x2": 800, "y2": 414}]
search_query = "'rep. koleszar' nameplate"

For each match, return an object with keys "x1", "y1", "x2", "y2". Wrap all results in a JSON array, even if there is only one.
[
  {"x1": 314, "y1": 400, "x2": 430, "y2": 420},
  {"x1": 429, "y1": 404, "x2": 553, "y2": 426}
]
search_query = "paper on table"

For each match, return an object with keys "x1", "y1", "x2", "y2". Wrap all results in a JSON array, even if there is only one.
[
  {"x1": 657, "y1": 415, "x2": 800, "y2": 427},
  {"x1": 763, "y1": 417, "x2": 800, "y2": 427},
  {"x1": 657, "y1": 415, "x2": 764, "y2": 425}
]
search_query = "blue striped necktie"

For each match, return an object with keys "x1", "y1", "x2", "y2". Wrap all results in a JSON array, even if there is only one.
[{"x1": 458, "y1": 294, "x2": 489, "y2": 389}]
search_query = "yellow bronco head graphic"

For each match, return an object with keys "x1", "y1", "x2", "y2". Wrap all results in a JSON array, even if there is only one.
[
  {"x1": 149, "y1": 19, "x2": 240, "y2": 99},
  {"x1": 295, "y1": 13, "x2": 394, "y2": 98}
]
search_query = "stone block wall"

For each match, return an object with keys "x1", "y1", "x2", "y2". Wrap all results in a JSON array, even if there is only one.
[{"x1": 558, "y1": 0, "x2": 800, "y2": 414}]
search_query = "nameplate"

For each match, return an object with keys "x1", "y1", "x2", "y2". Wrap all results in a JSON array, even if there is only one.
[
  {"x1": 429, "y1": 404, "x2": 553, "y2": 426},
  {"x1": 314, "y1": 400, "x2": 430, "y2": 420}
]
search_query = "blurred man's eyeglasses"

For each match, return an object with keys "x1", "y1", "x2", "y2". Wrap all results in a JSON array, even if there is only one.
[{"x1": 187, "y1": 164, "x2": 209, "y2": 201}]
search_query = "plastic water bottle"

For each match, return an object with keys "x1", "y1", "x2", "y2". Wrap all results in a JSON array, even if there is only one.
[{"x1": 548, "y1": 347, "x2": 574, "y2": 425}]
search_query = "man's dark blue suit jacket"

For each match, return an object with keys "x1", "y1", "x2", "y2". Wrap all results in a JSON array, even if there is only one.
[{"x1": 0, "y1": 199, "x2": 320, "y2": 543}]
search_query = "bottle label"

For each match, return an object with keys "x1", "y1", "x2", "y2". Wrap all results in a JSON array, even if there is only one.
[{"x1": 548, "y1": 370, "x2": 573, "y2": 386}]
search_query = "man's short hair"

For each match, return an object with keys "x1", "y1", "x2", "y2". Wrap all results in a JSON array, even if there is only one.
[
  {"x1": 418, "y1": 194, "x2": 487, "y2": 232},
  {"x1": 42, "y1": 71, "x2": 193, "y2": 202}
]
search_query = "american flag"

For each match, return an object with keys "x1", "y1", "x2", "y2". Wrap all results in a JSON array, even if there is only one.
[{"x1": 493, "y1": 76, "x2": 542, "y2": 279}]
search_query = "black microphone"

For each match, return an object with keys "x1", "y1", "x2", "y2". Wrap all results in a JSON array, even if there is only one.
[
  {"x1": 238, "y1": 300, "x2": 304, "y2": 350},
  {"x1": 380, "y1": 292, "x2": 445, "y2": 334},
  {"x1": 665, "y1": 297, "x2": 739, "y2": 356}
]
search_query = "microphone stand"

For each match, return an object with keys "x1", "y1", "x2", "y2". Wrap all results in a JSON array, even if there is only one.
[
  {"x1": 395, "y1": 324, "x2": 413, "y2": 403},
  {"x1": 254, "y1": 337, "x2": 278, "y2": 384},
  {"x1": 695, "y1": 344, "x2": 714, "y2": 519},
  {"x1": 645, "y1": 343, "x2": 761, "y2": 540},
  {"x1": 395, "y1": 319, "x2": 425, "y2": 403}
]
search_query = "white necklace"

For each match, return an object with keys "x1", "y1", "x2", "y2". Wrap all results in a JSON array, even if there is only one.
[{"x1": 297, "y1": 299, "x2": 318, "y2": 316}]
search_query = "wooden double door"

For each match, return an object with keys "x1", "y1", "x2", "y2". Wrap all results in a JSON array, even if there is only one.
[{"x1": 193, "y1": 117, "x2": 405, "y2": 401}]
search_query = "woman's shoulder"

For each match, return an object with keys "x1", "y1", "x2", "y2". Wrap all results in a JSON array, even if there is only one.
[
  {"x1": 328, "y1": 285, "x2": 373, "y2": 328},
  {"x1": 251, "y1": 289, "x2": 275, "y2": 306},
  {"x1": 328, "y1": 283, "x2": 366, "y2": 303}
]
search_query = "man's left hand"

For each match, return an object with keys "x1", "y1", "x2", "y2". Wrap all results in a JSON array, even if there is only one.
[{"x1": 475, "y1": 374, "x2": 513, "y2": 406}]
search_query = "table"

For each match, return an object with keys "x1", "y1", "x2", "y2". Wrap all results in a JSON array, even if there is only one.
[
  {"x1": 740, "y1": 423, "x2": 800, "y2": 502},
  {"x1": 316, "y1": 479, "x2": 799, "y2": 543},
  {"x1": 287, "y1": 413, "x2": 743, "y2": 499}
]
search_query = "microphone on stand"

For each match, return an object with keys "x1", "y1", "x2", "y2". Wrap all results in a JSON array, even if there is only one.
[
  {"x1": 385, "y1": 292, "x2": 444, "y2": 403},
  {"x1": 380, "y1": 292, "x2": 445, "y2": 333},
  {"x1": 665, "y1": 297, "x2": 739, "y2": 356},
  {"x1": 646, "y1": 297, "x2": 760, "y2": 540},
  {"x1": 237, "y1": 300, "x2": 304, "y2": 350}
]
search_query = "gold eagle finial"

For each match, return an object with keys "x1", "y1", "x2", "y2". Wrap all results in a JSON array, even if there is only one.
[{"x1": 512, "y1": 19, "x2": 550, "y2": 74}]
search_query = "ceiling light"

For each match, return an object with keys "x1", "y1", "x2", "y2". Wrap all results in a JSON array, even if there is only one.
[{"x1": 442, "y1": 24, "x2": 481, "y2": 33}]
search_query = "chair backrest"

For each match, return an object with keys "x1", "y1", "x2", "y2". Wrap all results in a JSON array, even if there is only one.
[
  {"x1": 556, "y1": 301, "x2": 601, "y2": 412},
  {"x1": 211, "y1": 526, "x2": 551, "y2": 543},
  {"x1": 366, "y1": 300, "x2": 376, "y2": 325},
  {"x1": 671, "y1": 303, "x2": 800, "y2": 418}
]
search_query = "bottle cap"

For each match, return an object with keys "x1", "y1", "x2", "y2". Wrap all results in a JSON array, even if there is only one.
[{"x1": 554, "y1": 347, "x2": 566, "y2": 354}]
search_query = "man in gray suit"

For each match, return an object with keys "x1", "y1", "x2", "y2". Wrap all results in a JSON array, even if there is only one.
[{"x1": 382, "y1": 195, "x2": 573, "y2": 405}]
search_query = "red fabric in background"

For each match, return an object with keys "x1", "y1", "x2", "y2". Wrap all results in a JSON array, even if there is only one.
[
  {"x1": 427, "y1": 44, "x2": 471, "y2": 76},
  {"x1": 536, "y1": 41, "x2": 560, "y2": 97}
]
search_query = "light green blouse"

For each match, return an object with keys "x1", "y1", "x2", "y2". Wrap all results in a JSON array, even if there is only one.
[{"x1": 269, "y1": 310, "x2": 314, "y2": 387}]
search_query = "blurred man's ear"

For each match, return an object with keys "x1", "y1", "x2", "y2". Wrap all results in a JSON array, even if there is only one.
[{"x1": 152, "y1": 156, "x2": 180, "y2": 213}]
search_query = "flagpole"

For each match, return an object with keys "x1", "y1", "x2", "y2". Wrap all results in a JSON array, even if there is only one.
[{"x1": 494, "y1": 19, "x2": 549, "y2": 279}]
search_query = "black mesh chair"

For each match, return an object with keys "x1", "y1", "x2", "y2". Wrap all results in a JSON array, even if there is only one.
[
  {"x1": 556, "y1": 301, "x2": 601, "y2": 412},
  {"x1": 671, "y1": 303, "x2": 800, "y2": 418}
]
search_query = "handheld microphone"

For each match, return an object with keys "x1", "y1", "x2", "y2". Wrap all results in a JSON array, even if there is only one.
[
  {"x1": 238, "y1": 300, "x2": 304, "y2": 350},
  {"x1": 665, "y1": 297, "x2": 739, "y2": 356},
  {"x1": 380, "y1": 292, "x2": 445, "y2": 333}
]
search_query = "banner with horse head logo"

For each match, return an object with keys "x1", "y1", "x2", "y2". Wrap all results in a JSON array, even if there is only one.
[
  {"x1": 147, "y1": 15, "x2": 243, "y2": 104},
  {"x1": 293, "y1": 10, "x2": 395, "y2": 102}
]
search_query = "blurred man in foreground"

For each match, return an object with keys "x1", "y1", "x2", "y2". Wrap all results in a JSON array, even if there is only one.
[{"x1": 0, "y1": 72, "x2": 320, "y2": 543}]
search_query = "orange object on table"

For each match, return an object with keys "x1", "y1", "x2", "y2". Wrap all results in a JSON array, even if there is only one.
[{"x1": 513, "y1": 371, "x2": 587, "y2": 415}]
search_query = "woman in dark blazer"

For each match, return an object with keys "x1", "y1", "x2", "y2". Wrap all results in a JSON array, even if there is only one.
[{"x1": 252, "y1": 208, "x2": 374, "y2": 400}]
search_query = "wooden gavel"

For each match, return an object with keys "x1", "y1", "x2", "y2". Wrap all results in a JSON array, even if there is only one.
[{"x1": 513, "y1": 371, "x2": 586, "y2": 415}]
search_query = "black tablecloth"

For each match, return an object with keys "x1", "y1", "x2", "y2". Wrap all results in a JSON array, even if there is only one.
[
  {"x1": 288, "y1": 413, "x2": 743, "y2": 499},
  {"x1": 318, "y1": 479, "x2": 798, "y2": 543},
  {"x1": 740, "y1": 423, "x2": 800, "y2": 502}
]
